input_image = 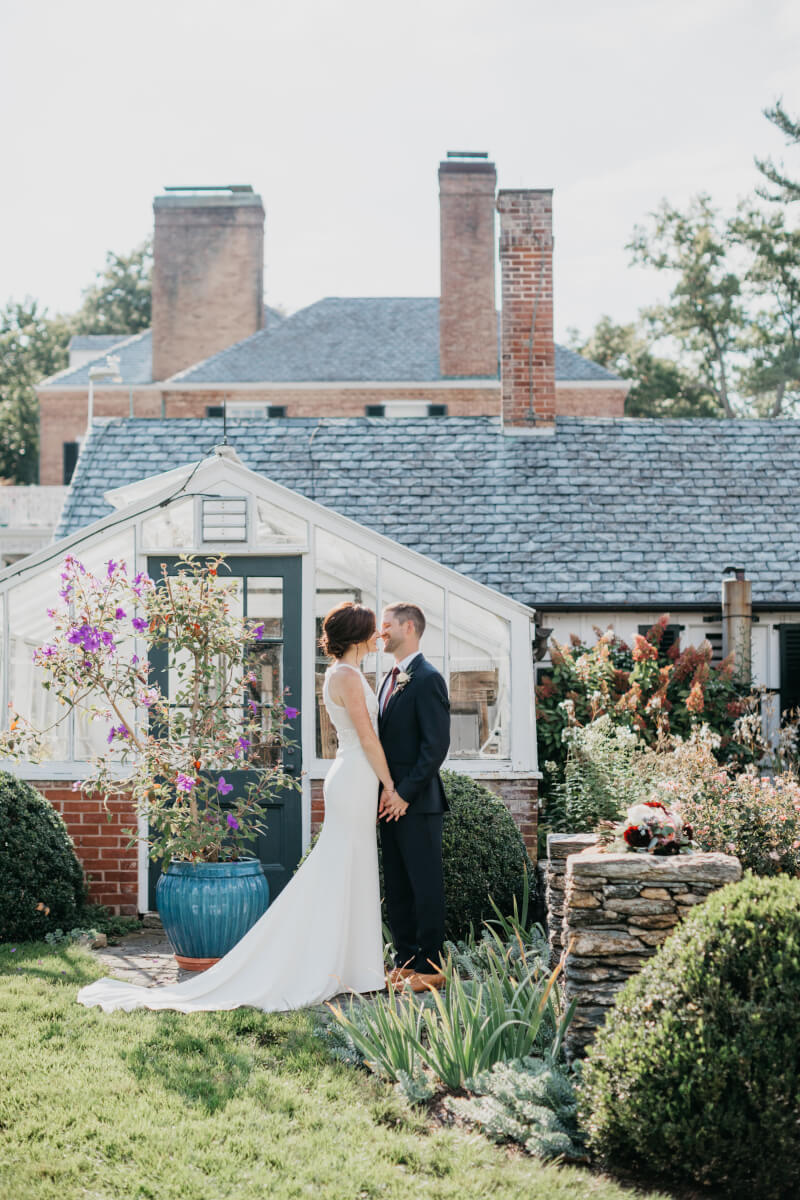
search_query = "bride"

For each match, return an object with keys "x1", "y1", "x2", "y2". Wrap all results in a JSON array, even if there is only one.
[{"x1": 77, "y1": 602, "x2": 394, "y2": 1013}]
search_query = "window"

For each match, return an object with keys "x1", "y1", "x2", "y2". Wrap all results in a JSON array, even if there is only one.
[
  {"x1": 206, "y1": 406, "x2": 224, "y2": 418},
  {"x1": 779, "y1": 625, "x2": 800, "y2": 715},
  {"x1": 255, "y1": 497, "x2": 307, "y2": 546},
  {"x1": 63, "y1": 441, "x2": 80, "y2": 484},
  {"x1": 365, "y1": 405, "x2": 385, "y2": 417},
  {"x1": 268, "y1": 405, "x2": 287, "y2": 418},
  {"x1": 364, "y1": 402, "x2": 448, "y2": 418},
  {"x1": 638, "y1": 623, "x2": 684, "y2": 656},
  {"x1": 141, "y1": 497, "x2": 194, "y2": 549},
  {"x1": 448, "y1": 594, "x2": 510, "y2": 758},
  {"x1": 315, "y1": 530, "x2": 378, "y2": 757},
  {"x1": 427, "y1": 404, "x2": 448, "y2": 417}
]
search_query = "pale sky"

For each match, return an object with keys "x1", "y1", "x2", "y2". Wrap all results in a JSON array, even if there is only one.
[{"x1": 1, "y1": 0, "x2": 798, "y2": 342}]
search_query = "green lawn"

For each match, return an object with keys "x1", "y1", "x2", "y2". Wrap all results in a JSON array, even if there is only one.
[{"x1": 0, "y1": 942, "x2": 672, "y2": 1200}]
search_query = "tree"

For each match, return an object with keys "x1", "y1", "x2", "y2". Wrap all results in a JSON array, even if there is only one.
[
  {"x1": 569, "y1": 316, "x2": 719, "y2": 418},
  {"x1": 628, "y1": 196, "x2": 745, "y2": 419},
  {"x1": 731, "y1": 205, "x2": 800, "y2": 416},
  {"x1": 72, "y1": 239, "x2": 152, "y2": 335},
  {"x1": 0, "y1": 240, "x2": 153, "y2": 483},
  {"x1": 756, "y1": 99, "x2": 800, "y2": 204},
  {"x1": 0, "y1": 300, "x2": 71, "y2": 483}
]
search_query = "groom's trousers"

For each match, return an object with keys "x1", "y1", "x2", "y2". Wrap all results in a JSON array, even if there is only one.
[{"x1": 380, "y1": 811, "x2": 445, "y2": 973}]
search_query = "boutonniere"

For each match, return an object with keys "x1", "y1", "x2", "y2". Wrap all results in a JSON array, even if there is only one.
[{"x1": 394, "y1": 669, "x2": 412, "y2": 695}]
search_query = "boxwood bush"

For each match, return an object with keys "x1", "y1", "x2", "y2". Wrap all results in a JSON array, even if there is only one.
[
  {"x1": 578, "y1": 873, "x2": 800, "y2": 1199},
  {"x1": 439, "y1": 771, "x2": 532, "y2": 942},
  {"x1": 0, "y1": 772, "x2": 87, "y2": 942}
]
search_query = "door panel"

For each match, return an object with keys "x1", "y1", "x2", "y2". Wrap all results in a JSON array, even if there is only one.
[{"x1": 148, "y1": 556, "x2": 302, "y2": 909}]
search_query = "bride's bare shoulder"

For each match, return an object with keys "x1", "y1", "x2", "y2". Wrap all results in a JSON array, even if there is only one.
[{"x1": 327, "y1": 663, "x2": 366, "y2": 706}]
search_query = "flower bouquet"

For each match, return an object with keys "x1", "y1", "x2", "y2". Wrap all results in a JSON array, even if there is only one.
[{"x1": 619, "y1": 799, "x2": 694, "y2": 855}]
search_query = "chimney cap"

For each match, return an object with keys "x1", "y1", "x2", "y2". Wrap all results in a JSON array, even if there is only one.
[
  {"x1": 163, "y1": 184, "x2": 254, "y2": 193},
  {"x1": 446, "y1": 150, "x2": 489, "y2": 159}
]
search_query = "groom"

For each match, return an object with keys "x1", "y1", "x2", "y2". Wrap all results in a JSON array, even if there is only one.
[{"x1": 377, "y1": 602, "x2": 450, "y2": 992}]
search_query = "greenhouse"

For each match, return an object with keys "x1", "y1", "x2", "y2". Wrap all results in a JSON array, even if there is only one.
[{"x1": 0, "y1": 444, "x2": 538, "y2": 912}]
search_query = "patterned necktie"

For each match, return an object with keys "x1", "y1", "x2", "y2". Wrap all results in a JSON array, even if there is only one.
[{"x1": 382, "y1": 666, "x2": 400, "y2": 713}]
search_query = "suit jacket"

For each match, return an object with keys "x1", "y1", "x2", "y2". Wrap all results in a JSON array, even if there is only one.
[{"x1": 378, "y1": 653, "x2": 450, "y2": 814}]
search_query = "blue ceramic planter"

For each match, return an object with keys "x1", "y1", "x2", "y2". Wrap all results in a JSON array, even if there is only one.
[{"x1": 156, "y1": 859, "x2": 270, "y2": 966}]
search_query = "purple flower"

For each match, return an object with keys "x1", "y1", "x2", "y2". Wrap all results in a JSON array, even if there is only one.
[
  {"x1": 217, "y1": 776, "x2": 234, "y2": 796},
  {"x1": 101, "y1": 630, "x2": 115, "y2": 647},
  {"x1": 131, "y1": 654, "x2": 139, "y2": 665},
  {"x1": 251, "y1": 624, "x2": 265, "y2": 640},
  {"x1": 107, "y1": 725, "x2": 130, "y2": 744},
  {"x1": 234, "y1": 736, "x2": 251, "y2": 761},
  {"x1": 114, "y1": 607, "x2": 126, "y2": 620},
  {"x1": 10, "y1": 947, "x2": 16, "y2": 953},
  {"x1": 67, "y1": 625, "x2": 102, "y2": 653},
  {"x1": 107, "y1": 560, "x2": 117, "y2": 578},
  {"x1": 132, "y1": 617, "x2": 149, "y2": 633},
  {"x1": 284, "y1": 706, "x2": 299, "y2": 720},
  {"x1": 175, "y1": 773, "x2": 195, "y2": 793},
  {"x1": 226, "y1": 813, "x2": 240, "y2": 831},
  {"x1": 248, "y1": 699, "x2": 259, "y2": 714}
]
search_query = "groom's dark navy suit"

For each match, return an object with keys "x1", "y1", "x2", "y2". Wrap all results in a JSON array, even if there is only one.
[{"x1": 378, "y1": 653, "x2": 450, "y2": 973}]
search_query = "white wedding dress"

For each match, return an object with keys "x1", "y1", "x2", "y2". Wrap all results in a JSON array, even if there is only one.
[{"x1": 77, "y1": 665, "x2": 386, "y2": 1013}]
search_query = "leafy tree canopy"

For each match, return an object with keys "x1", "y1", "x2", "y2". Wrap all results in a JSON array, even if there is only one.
[{"x1": 0, "y1": 241, "x2": 152, "y2": 482}]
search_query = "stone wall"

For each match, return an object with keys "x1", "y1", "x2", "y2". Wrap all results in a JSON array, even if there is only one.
[
  {"x1": 545, "y1": 832, "x2": 600, "y2": 966},
  {"x1": 558, "y1": 845, "x2": 742, "y2": 1059}
]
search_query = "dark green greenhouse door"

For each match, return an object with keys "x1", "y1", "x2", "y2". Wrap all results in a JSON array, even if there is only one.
[{"x1": 147, "y1": 556, "x2": 302, "y2": 909}]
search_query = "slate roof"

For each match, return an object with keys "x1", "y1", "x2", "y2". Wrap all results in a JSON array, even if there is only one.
[
  {"x1": 40, "y1": 331, "x2": 153, "y2": 387},
  {"x1": 39, "y1": 299, "x2": 618, "y2": 388},
  {"x1": 67, "y1": 334, "x2": 131, "y2": 353},
  {"x1": 56, "y1": 415, "x2": 800, "y2": 609},
  {"x1": 170, "y1": 297, "x2": 621, "y2": 385}
]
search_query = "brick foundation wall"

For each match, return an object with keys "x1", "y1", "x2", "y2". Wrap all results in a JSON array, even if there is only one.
[
  {"x1": 310, "y1": 773, "x2": 538, "y2": 858},
  {"x1": 40, "y1": 783, "x2": 139, "y2": 914}
]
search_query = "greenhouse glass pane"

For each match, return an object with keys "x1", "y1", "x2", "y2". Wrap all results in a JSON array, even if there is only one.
[
  {"x1": 448, "y1": 594, "x2": 510, "y2": 759},
  {"x1": 72, "y1": 532, "x2": 137, "y2": 760},
  {"x1": 255, "y1": 498, "x2": 307, "y2": 546},
  {"x1": 8, "y1": 566, "x2": 69, "y2": 758},
  {"x1": 141, "y1": 497, "x2": 195, "y2": 549},
  {"x1": 378, "y1": 561, "x2": 444, "y2": 680},
  {"x1": 314, "y1": 530, "x2": 377, "y2": 758}
]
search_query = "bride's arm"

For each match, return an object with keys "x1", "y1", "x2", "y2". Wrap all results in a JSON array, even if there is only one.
[{"x1": 329, "y1": 671, "x2": 395, "y2": 795}]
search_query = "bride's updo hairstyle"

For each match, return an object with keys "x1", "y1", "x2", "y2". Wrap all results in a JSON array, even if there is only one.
[{"x1": 320, "y1": 602, "x2": 376, "y2": 659}]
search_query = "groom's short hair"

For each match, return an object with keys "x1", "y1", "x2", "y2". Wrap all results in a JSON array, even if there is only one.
[{"x1": 385, "y1": 601, "x2": 425, "y2": 637}]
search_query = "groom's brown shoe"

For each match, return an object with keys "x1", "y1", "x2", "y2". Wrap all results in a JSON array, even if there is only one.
[
  {"x1": 386, "y1": 966, "x2": 416, "y2": 989},
  {"x1": 402, "y1": 970, "x2": 446, "y2": 994}
]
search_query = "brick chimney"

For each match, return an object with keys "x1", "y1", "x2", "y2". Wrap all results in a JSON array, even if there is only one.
[
  {"x1": 497, "y1": 189, "x2": 555, "y2": 429},
  {"x1": 152, "y1": 187, "x2": 264, "y2": 381},
  {"x1": 439, "y1": 154, "x2": 497, "y2": 378}
]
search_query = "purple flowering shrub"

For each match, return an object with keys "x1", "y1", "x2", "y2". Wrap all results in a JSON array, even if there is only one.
[{"x1": 1, "y1": 554, "x2": 300, "y2": 863}]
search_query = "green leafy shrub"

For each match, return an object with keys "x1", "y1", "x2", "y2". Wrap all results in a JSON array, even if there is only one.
[
  {"x1": 0, "y1": 773, "x2": 87, "y2": 942},
  {"x1": 544, "y1": 716, "x2": 643, "y2": 834},
  {"x1": 448, "y1": 1057, "x2": 586, "y2": 1162},
  {"x1": 681, "y1": 768, "x2": 800, "y2": 876},
  {"x1": 536, "y1": 618, "x2": 753, "y2": 798},
  {"x1": 440, "y1": 771, "x2": 532, "y2": 942},
  {"x1": 579, "y1": 874, "x2": 800, "y2": 1199}
]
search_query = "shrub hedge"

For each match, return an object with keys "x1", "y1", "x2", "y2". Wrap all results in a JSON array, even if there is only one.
[
  {"x1": 0, "y1": 772, "x2": 87, "y2": 942},
  {"x1": 578, "y1": 873, "x2": 800, "y2": 1199}
]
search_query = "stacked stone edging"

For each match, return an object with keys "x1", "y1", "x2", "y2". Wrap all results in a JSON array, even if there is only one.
[
  {"x1": 545, "y1": 833, "x2": 600, "y2": 967},
  {"x1": 561, "y1": 849, "x2": 742, "y2": 1059}
]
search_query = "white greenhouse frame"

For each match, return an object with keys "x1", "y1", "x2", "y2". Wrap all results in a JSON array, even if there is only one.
[{"x1": 0, "y1": 446, "x2": 539, "y2": 906}]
